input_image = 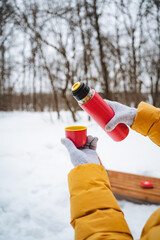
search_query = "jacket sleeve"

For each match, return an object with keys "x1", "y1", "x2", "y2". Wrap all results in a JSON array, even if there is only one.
[
  {"x1": 131, "y1": 102, "x2": 160, "y2": 146},
  {"x1": 140, "y1": 208, "x2": 160, "y2": 240},
  {"x1": 68, "y1": 163, "x2": 133, "y2": 240}
]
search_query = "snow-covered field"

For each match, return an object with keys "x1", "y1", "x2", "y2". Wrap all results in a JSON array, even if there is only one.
[{"x1": 0, "y1": 111, "x2": 159, "y2": 240}]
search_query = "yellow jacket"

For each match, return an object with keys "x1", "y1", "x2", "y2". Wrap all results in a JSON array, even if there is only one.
[
  {"x1": 131, "y1": 102, "x2": 160, "y2": 146},
  {"x1": 68, "y1": 102, "x2": 160, "y2": 240}
]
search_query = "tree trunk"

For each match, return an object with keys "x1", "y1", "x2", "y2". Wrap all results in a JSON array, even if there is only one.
[{"x1": 92, "y1": 0, "x2": 110, "y2": 99}]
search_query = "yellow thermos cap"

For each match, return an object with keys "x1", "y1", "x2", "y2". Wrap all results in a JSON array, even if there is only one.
[
  {"x1": 72, "y1": 82, "x2": 90, "y2": 101},
  {"x1": 72, "y1": 82, "x2": 81, "y2": 92}
]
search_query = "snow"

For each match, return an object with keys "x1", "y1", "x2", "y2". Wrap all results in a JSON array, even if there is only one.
[{"x1": 0, "y1": 111, "x2": 159, "y2": 240}]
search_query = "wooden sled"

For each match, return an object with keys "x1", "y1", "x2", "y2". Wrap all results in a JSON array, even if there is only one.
[{"x1": 107, "y1": 170, "x2": 160, "y2": 205}]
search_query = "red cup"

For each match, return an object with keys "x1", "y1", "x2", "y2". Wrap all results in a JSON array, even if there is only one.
[
  {"x1": 65, "y1": 126, "x2": 87, "y2": 147},
  {"x1": 140, "y1": 181, "x2": 154, "y2": 188}
]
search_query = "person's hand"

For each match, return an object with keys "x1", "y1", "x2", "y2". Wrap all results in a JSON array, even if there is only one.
[
  {"x1": 61, "y1": 135, "x2": 101, "y2": 167},
  {"x1": 105, "y1": 100, "x2": 137, "y2": 131}
]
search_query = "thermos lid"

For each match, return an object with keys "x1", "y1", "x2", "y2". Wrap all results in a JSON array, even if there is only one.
[{"x1": 72, "y1": 82, "x2": 90, "y2": 101}]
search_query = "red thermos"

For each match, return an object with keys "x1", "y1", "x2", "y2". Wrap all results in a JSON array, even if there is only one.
[{"x1": 72, "y1": 82, "x2": 129, "y2": 142}]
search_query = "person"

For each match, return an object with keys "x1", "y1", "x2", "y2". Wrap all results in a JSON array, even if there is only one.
[
  {"x1": 104, "y1": 100, "x2": 160, "y2": 147},
  {"x1": 61, "y1": 101, "x2": 160, "y2": 240}
]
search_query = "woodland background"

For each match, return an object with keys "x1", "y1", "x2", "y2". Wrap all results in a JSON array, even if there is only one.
[{"x1": 0, "y1": 0, "x2": 159, "y2": 121}]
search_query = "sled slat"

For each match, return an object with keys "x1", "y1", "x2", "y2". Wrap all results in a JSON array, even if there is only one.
[{"x1": 107, "y1": 170, "x2": 160, "y2": 205}]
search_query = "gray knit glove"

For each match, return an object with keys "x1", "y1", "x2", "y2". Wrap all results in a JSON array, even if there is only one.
[
  {"x1": 61, "y1": 135, "x2": 101, "y2": 167},
  {"x1": 105, "y1": 100, "x2": 137, "y2": 131}
]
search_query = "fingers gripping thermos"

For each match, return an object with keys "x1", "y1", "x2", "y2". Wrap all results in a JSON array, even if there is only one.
[{"x1": 72, "y1": 82, "x2": 129, "y2": 142}]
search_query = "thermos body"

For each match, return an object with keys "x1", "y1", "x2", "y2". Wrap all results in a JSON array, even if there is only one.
[
  {"x1": 72, "y1": 82, "x2": 129, "y2": 142},
  {"x1": 81, "y1": 90, "x2": 129, "y2": 141}
]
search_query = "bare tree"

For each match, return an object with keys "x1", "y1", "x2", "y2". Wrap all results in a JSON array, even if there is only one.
[
  {"x1": 144, "y1": 0, "x2": 160, "y2": 106},
  {"x1": 0, "y1": 0, "x2": 15, "y2": 110},
  {"x1": 1, "y1": 0, "x2": 159, "y2": 115}
]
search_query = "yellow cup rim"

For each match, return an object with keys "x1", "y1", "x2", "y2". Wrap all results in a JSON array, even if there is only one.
[{"x1": 65, "y1": 126, "x2": 87, "y2": 131}]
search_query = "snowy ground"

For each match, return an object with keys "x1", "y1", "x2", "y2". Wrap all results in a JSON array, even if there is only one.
[{"x1": 0, "y1": 111, "x2": 159, "y2": 240}]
